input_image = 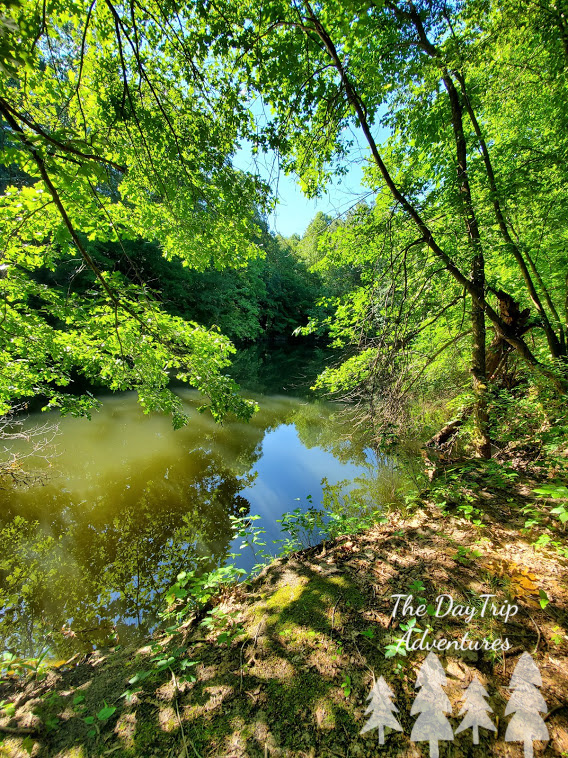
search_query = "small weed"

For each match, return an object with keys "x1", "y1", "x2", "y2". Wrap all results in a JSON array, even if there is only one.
[
  {"x1": 83, "y1": 700, "x2": 117, "y2": 738},
  {"x1": 385, "y1": 616, "x2": 421, "y2": 659},
  {"x1": 0, "y1": 649, "x2": 51, "y2": 681},
  {"x1": 408, "y1": 579, "x2": 425, "y2": 594},
  {"x1": 276, "y1": 503, "x2": 322, "y2": 552},
  {"x1": 532, "y1": 533, "x2": 568, "y2": 557},
  {"x1": 539, "y1": 589, "x2": 550, "y2": 609},
  {"x1": 97, "y1": 703, "x2": 117, "y2": 722},
  {"x1": 230, "y1": 510, "x2": 273, "y2": 571},
  {"x1": 533, "y1": 484, "x2": 568, "y2": 529},
  {"x1": 331, "y1": 640, "x2": 344, "y2": 660},
  {"x1": 521, "y1": 503, "x2": 543, "y2": 532},
  {"x1": 455, "y1": 546, "x2": 483, "y2": 565},
  {"x1": 456, "y1": 502, "x2": 484, "y2": 525},
  {"x1": 384, "y1": 640, "x2": 407, "y2": 659},
  {"x1": 550, "y1": 627, "x2": 567, "y2": 646}
]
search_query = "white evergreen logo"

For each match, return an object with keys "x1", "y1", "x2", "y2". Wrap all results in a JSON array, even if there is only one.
[
  {"x1": 505, "y1": 652, "x2": 549, "y2": 758},
  {"x1": 360, "y1": 676, "x2": 403, "y2": 744},
  {"x1": 410, "y1": 652, "x2": 453, "y2": 758},
  {"x1": 455, "y1": 674, "x2": 496, "y2": 745},
  {"x1": 361, "y1": 651, "x2": 548, "y2": 756}
]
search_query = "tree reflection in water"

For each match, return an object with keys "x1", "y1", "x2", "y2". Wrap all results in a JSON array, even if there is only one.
[{"x1": 0, "y1": 389, "x2": 377, "y2": 659}]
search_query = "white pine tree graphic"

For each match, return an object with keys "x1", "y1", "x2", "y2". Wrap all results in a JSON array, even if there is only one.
[
  {"x1": 360, "y1": 676, "x2": 403, "y2": 744},
  {"x1": 455, "y1": 674, "x2": 496, "y2": 745},
  {"x1": 410, "y1": 652, "x2": 453, "y2": 758},
  {"x1": 505, "y1": 652, "x2": 549, "y2": 758}
]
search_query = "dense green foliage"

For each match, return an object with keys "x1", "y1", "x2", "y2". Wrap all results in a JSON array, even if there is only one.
[
  {"x1": 1, "y1": 0, "x2": 567, "y2": 443},
  {"x1": 220, "y1": 0, "x2": 568, "y2": 450},
  {"x1": 31, "y1": 220, "x2": 320, "y2": 345},
  {"x1": 0, "y1": 0, "x2": 270, "y2": 422}
]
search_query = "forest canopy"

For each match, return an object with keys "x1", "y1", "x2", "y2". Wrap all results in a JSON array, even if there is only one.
[
  {"x1": 0, "y1": 0, "x2": 273, "y2": 424},
  {"x1": 0, "y1": 0, "x2": 567, "y2": 452}
]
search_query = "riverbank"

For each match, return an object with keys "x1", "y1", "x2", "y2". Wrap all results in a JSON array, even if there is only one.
[{"x1": 1, "y1": 461, "x2": 567, "y2": 757}]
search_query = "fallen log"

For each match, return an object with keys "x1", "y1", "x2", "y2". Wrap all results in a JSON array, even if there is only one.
[{"x1": 421, "y1": 406, "x2": 473, "y2": 479}]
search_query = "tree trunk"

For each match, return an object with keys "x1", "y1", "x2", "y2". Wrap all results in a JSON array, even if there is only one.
[
  {"x1": 472, "y1": 270, "x2": 491, "y2": 458},
  {"x1": 487, "y1": 291, "x2": 532, "y2": 384},
  {"x1": 398, "y1": 3, "x2": 491, "y2": 456},
  {"x1": 454, "y1": 70, "x2": 565, "y2": 359},
  {"x1": 301, "y1": 3, "x2": 567, "y2": 395}
]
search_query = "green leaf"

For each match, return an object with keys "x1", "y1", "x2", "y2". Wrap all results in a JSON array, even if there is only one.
[
  {"x1": 154, "y1": 656, "x2": 176, "y2": 671},
  {"x1": 96, "y1": 704, "x2": 116, "y2": 722},
  {"x1": 128, "y1": 670, "x2": 152, "y2": 685},
  {"x1": 408, "y1": 580, "x2": 425, "y2": 594}
]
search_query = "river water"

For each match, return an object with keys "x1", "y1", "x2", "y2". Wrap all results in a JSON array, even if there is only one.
[{"x1": 0, "y1": 348, "x2": 395, "y2": 660}]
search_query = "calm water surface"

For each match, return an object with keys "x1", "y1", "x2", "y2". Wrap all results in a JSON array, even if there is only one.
[{"x1": 0, "y1": 357, "x2": 385, "y2": 658}]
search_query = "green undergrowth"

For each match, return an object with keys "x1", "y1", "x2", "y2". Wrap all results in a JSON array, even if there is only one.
[{"x1": 161, "y1": 497, "x2": 388, "y2": 634}]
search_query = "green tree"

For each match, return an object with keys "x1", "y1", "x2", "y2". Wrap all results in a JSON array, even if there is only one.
[
  {"x1": 198, "y1": 0, "x2": 568, "y2": 452},
  {"x1": 306, "y1": 198, "x2": 469, "y2": 445},
  {"x1": 3, "y1": 0, "x2": 568, "y2": 449},
  {"x1": 0, "y1": 0, "x2": 271, "y2": 422},
  {"x1": 296, "y1": 211, "x2": 333, "y2": 268}
]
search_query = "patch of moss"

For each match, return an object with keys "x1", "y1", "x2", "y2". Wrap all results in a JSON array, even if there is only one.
[
  {"x1": 255, "y1": 570, "x2": 363, "y2": 638},
  {"x1": 263, "y1": 581, "x2": 305, "y2": 616},
  {"x1": 131, "y1": 712, "x2": 175, "y2": 755}
]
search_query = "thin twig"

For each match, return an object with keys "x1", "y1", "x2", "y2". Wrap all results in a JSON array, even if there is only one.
[
  {"x1": 252, "y1": 621, "x2": 263, "y2": 649},
  {"x1": 171, "y1": 669, "x2": 200, "y2": 758},
  {"x1": 331, "y1": 595, "x2": 343, "y2": 630},
  {"x1": 545, "y1": 703, "x2": 568, "y2": 722},
  {"x1": 242, "y1": 622, "x2": 263, "y2": 687},
  {"x1": 0, "y1": 724, "x2": 38, "y2": 735},
  {"x1": 352, "y1": 637, "x2": 374, "y2": 677},
  {"x1": 527, "y1": 613, "x2": 542, "y2": 654},
  {"x1": 239, "y1": 638, "x2": 246, "y2": 692}
]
